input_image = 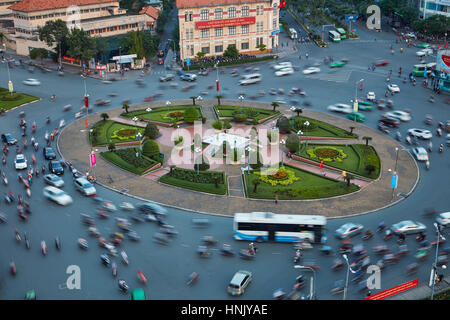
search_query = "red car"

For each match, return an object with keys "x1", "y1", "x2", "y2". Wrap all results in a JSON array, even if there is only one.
[
  {"x1": 157, "y1": 58, "x2": 164, "y2": 65},
  {"x1": 375, "y1": 60, "x2": 390, "y2": 67}
]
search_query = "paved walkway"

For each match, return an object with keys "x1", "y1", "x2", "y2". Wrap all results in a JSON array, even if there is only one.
[
  {"x1": 387, "y1": 275, "x2": 450, "y2": 300},
  {"x1": 58, "y1": 99, "x2": 418, "y2": 217}
]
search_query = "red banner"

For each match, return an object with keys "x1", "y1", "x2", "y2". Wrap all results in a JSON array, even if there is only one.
[
  {"x1": 364, "y1": 279, "x2": 418, "y2": 300},
  {"x1": 196, "y1": 17, "x2": 255, "y2": 30},
  {"x1": 442, "y1": 55, "x2": 450, "y2": 68},
  {"x1": 63, "y1": 56, "x2": 80, "y2": 63}
]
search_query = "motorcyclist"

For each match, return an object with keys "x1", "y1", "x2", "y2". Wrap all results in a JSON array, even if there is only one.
[
  {"x1": 398, "y1": 232, "x2": 406, "y2": 242},
  {"x1": 437, "y1": 128, "x2": 442, "y2": 136},
  {"x1": 428, "y1": 141, "x2": 433, "y2": 152},
  {"x1": 417, "y1": 231, "x2": 426, "y2": 241},
  {"x1": 426, "y1": 160, "x2": 430, "y2": 170},
  {"x1": 396, "y1": 131, "x2": 401, "y2": 141},
  {"x1": 364, "y1": 229, "x2": 373, "y2": 239},
  {"x1": 439, "y1": 144, "x2": 444, "y2": 153},
  {"x1": 295, "y1": 249, "x2": 302, "y2": 257},
  {"x1": 384, "y1": 229, "x2": 393, "y2": 239},
  {"x1": 378, "y1": 221, "x2": 386, "y2": 232}
]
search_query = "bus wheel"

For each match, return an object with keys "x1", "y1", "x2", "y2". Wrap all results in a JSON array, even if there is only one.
[{"x1": 256, "y1": 237, "x2": 263, "y2": 243}]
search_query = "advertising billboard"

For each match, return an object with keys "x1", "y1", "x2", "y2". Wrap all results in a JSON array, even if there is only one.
[{"x1": 196, "y1": 17, "x2": 256, "y2": 30}]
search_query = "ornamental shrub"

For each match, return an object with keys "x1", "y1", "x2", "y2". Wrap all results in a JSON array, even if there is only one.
[
  {"x1": 223, "y1": 119, "x2": 232, "y2": 129},
  {"x1": 233, "y1": 113, "x2": 247, "y2": 122},
  {"x1": 277, "y1": 116, "x2": 291, "y2": 133},
  {"x1": 144, "y1": 123, "x2": 159, "y2": 139},
  {"x1": 212, "y1": 119, "x2": 223, "y2": 130},
  {"x1": 142, "y1": 139, "x2": 160, "y2": 158},
  {"x1": 285, "y1": 133, "x2": 299, "y2": 153},
  {"x1": 183, "y1": 107, "x2": 199, "y2": 123},
  {"x1": 194, "y1": 155, "x2": 210, "y2": 171}
]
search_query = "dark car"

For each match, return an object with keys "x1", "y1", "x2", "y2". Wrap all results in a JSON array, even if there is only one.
[
  {"x1": 377, "y1": 122, "x2": 390, "y2": 134},
  {"x1": 1, "y1": 133, "x2": 17, "y2": 145},
  {"x1": 43, "y1": 147, "x2": 56, "y2": 160},
  {"x1": 157, "y1": 50, "x2": 164, "y2": 58},
  {"x1": 379, "y1": 117, "x2": 400, "y2": 128},
  {"x1": 49, "y1": 160, "x2": 64, "y2": 175},
  {"x1": 159, "y1": 74, "x2": 174, "y2": 82}
]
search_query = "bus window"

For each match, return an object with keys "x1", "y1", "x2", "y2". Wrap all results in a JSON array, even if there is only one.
[
  {"x1": 328, "y1": 30, "x2": 341, "y2": 42},
  {"x1": 336, "y1": 28, "x2": 346, "y2": 39}
]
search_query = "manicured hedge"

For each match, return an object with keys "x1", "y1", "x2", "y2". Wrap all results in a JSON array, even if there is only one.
[
  {"x1": 159, "y1": 168, "x2": 227, "y2": 195},
  {"x1": 100, "y1": 148, "x2": 160, "y2": 175}
]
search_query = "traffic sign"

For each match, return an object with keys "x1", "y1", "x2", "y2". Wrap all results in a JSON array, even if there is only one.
[
  {"x1": 345, "y1": 14, "x2": 358, "y2": 21},
  {"x1": 186, "y1": 57, "x2": 190, "y2": 66}
]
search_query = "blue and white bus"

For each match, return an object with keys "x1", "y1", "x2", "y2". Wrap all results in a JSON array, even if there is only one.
[
  {"x1": 328, "y1": 30, "x2": 341, "y2": 42},
  {"x1": 233, "y1": 212, "x2": 327, "y2": 243}
]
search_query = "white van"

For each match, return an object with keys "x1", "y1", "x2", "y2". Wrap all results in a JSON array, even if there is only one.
[{"x1": 239, "y1": 73, "x2": 262, "y2": 85}]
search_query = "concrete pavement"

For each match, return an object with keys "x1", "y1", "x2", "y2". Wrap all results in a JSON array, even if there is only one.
[{"x1": 59, "y1": 99, "x2": 418, "y2": 218}]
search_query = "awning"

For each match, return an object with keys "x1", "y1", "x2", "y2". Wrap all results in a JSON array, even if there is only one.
[{"x1": 113, "y1": 57, "x2": 133, "y2": 64}]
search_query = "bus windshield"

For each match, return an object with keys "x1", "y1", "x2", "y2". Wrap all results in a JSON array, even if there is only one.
[
  {"x1": 233, "y1": 212, "x2": 327, "y2": 243},
  {"x1": 329, "y1": 30, "x2": 341, "y2": 42},
  {"x1": 336, "y1": 28, "x2": 346, "y2": 39}
]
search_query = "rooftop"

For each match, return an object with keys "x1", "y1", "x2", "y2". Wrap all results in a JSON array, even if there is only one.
[
  {"x1": 9, "y1": 0, "x2": 117, "y2": 12},
  {"x1": 176, "y1": 0, "x2": 269, "y2": 9},
  {"x1": 139, "y1": 5, "x2": 159, "y2": 20}
]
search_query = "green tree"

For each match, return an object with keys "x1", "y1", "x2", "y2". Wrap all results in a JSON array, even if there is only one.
[
  {"x1": 256, "y1": 43, "x2": 267, "y2": 52},
  {"x1": 101, "y1": 113, "x2": 109, "y2": 121},
  {"x1": 285, "y1": 133, "x2": 299, "y2": 153},
  {"x1": 216, "y1": 95, "x2": 222, "y2": 106},
  {"x1": 142, "y1": 32, "x2": 159, "y2": 57},
  {"x1": 277, "y1": 116, "x2": 291, "y2": 133},
  {"x1": 349, "y1": 126, "x2": 356, "y2": 135},
  {"x1": 233, "y1": 113, "x2": 247, "y2": 122},
  {"x1": 223, "y1": 45, "x2": 239, "y2": 58},
  {"x1": 29, "y1": 48, "x2": 47, "y2": 63},
  {"x1": 345, "y1": 173, "x2": 355, "y2": 187},
  {"x1": 122, "y1": 103, "x2": 130, "y2": 113},
  {"x1": 144, "y1": 123, "x2": 159, "y2": 139},
  {"x1": 212, "y1": 119, "x2": 223, "y2": 130},
  {"x1": 38, "y1": 20, "x2": 69, "y2": 61},
  {"x1": 362, "y1": 136, "x2": 372, "y2": 146},
  {"x1": 128, "y1": 30, "x2": 145, "y2": 59},
  {"x1": 142, "y1": 139, "x2": 160, "y2": 158},
  {"x1": 66, "y1": 28, "x2": 97, "y2": 61},
  {"x1": 183, "y1": 106, "x2": 199, "y2": 123},
  {"x1": 94, "y1": 37, "x2": 108, "y2": 63},
  {"x1": 196, "y1": 51, "x2": 206, "y2": 59}
]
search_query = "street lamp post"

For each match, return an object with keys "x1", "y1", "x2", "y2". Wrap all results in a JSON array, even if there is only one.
[
  {"x1": 238, "y1": 95, "x2": 244, "y2": 113},
  {"x1": 294, "y1": 265, "x2": 316, "y2": 300},
  {"x1": 431, "y1": 223, "x2": 446, "y2": 300},
  {"x1": 342, "y1": 254, "x2": 357, "y2": 300},
  {"x1": 280, "y1": 139, "x2": 286, "y2": 167},
  {"x1": 297, "y1": 130, "x2": 303, "y2": 154},
  {"x1": 304, "y1": 120, "x2": 310, "y2": 150},
  {"x1": 353, "y1": 79, "x2": 364, "y2": 123},
  {"x1": 194, "y1": 147, "x2": 201, "y2": 175},
  {"x1": 166, "y1": 100, "x2": 172, "y2": 121}
]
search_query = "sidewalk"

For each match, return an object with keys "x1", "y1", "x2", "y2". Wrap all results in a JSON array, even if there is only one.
[{"x1": 59, "y1": 99, "x2": 418, "y2": 217}]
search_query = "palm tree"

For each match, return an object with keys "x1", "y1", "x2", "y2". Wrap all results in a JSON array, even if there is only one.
[
  {"x1": 362, "y1": 136, "x2": 372, "y2": 146},
  {"x1": 100, "y1": 113, "x2": 109, "y2": 121},
  {"x1": 216, "y1": 95, "x2": 222, "y2": 106},
  {"x1": 349, "y1": 126, "x2": 355, "y2": 135},
  {"x1": 293, "y1": 107, "x2": 303, "y2": 117},
  {"x1": 122, "y1": 103, "x2": 130, "y2": 113},
  {"x1": 271, "y1": 101, "x2": 280, "y2": 112},
  {"x1": 190, "y1": 96, "x2": 197, "y2": 105}
]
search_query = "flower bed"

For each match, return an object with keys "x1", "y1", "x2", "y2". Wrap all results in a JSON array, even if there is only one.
[
  {"x1": 100, "y1": 147, "x2": 161, "y2": 175},
  {"x1": 121, "y1": 106, "x2": 202, "y2": 124},
  {"x1": 306, "y1": 146, "x2": 347, "y2": 163},
  {"x1": 159, "y1": 168, "x2": 227, "y2": 195},
  {"x1": 255, "y1": 166, "x2": 299, "y2": 186}
]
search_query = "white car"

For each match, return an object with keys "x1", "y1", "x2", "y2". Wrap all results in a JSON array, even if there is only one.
[
  {"x1": 273, "y1": 62, "x2": 292, "y2": 70},
  {"x1": 335, "y1": 223, "x2": 364, "y2": 239},
  {"x1": 383, "y1": 111, "x2": 411, "y2": 122},
  {"x1": 416, "y1": 48, "x2": 433, "y2": 56},
  {"x1": 411, "y1": 147, "x2": 428, "y2": 161},
  {"x1": 387, "y1": 84, "x2": 400, "y2": 93},
  {"x1": 366, "y1": 92, "x2": 376, "y2": 101},
  {"x1": 43, "y1": 186, "x2": 73, "y2": 206},
  {"x1": 408, "y1": 128, "x2": 433, "y2": 140},
  {"x1": 302, "y1": 67, "x2": 320, "y2": 74},
  {"x1": 14, "y1": 154, "x2": 27, "y2": 170},
  {"x1": 436, "y1": 212, "x2": 450, "y2": 228},
  {"x1": 275, "y1": 67, "x2": 294, "y2": 77},
  {"x1": 22, "y1": 78, "x2": 41, "y2": 86},
  {"x1": 43, "y1": 174, "x2": 64, "y2": 188},
  {"x1": 74, "y1": 177, "x2": 96, "y2": 196},
  {"x1": 391, "y1": 220, "x2": 426, "y2": 235},
  {"x1": 327, "y1": 103, "x2": 352, "y2": 114}
]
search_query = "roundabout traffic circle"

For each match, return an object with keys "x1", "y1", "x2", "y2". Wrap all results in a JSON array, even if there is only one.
[{"x1": 59, "y1": 99, "x2": 419, "y2": 218}]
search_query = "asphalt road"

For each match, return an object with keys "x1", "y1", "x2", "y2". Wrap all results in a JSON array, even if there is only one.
[{"x1": 0, "y1": 14, "x2": 449, "y2": 300}]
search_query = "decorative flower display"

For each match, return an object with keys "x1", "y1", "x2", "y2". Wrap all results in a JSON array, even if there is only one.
[
  {"x1": 306, "y1": 146, "x2": 347, "y2": 163},
  {"x1": 255, "y1": 166, "x2": 299, "y2": 186}
]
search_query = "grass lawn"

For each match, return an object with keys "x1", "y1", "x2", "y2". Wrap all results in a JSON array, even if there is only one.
[
  {"x1": 289, "y1": 116, "x2": 356, "y2": 138},
  {"x1": 159, "y1": 169, "x2": 227, "y2": 195},
  {"x1": 100, "y1": 148, "x2": 160, "y2": 175},
  {"x1": 121, "y1": 105, "x2": 203, "y2": 124},
  {"x1": 215, "y1": 105, "x2": 280, "y2": 123},
  {"x1": 0, "y1": 87, "x2": 39, "y2": 111},
  {"x1": 296, "y1": 143, "x2": 380, "y2": 179},
  {"x1": 245, "y1": 164, "x2": 360, "y2": 200},
  {"x1": 90, "y1": 120, "x2": 145, "y2": 146}
]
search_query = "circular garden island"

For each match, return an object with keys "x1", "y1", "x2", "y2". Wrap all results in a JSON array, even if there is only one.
[{"x1": 88, "y1": 101, "x2": 381, "y2": 201}]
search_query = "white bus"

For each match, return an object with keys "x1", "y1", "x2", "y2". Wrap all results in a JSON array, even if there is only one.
[
  {"x1": 233, "y1": 212, "x2": 327, "y2": 243},
  {"x1": 328, "y1": 30, "x2": 341, "y2": 42},
  {"x1": 289, "y1": 28, "x2": 298, "y2": 39}
]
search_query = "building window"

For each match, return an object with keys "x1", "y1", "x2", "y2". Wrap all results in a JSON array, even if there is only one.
[
  {"x1": 200, "y1": 9, "x2": 209, "y2": 21},
  {"x1": 228, "y1": 26, "x2": 236, "y2": 35},
  {"x1": 201, "y1": 29, "x2": 210, "y2": 39},
  {"x1": 256, "y1": 37, "x2": 264, "y2": 47},
  {"x1": 190, "y1": 46, "x2": 194, "y2": 56},
  {"x1": 256, "y1": 21, "x2": 263, "y2": 33},
  {"x1": 228, "y1": 7, "x2": 236, "y2": 18},
  {"x1": 273, "y1": 18, "x2": 277, "y2": 29},
  {"x1": 42, "y1": 15, "x2": 48, "y2": 18},
  {"x1": 185, "y1": 12, "x2": 188, "y2": 22},
  {"x1": 214, "y1": 8, "x2": 222, "y2": 19},
  {"x1": 241, "y1": 6, "x2": 249, "y2": 17},
  {"x1": 241, "y1": 25, "x2": 249, "y2": 34},
  {"x1": 201, "y1": 46, "x2": 210, "y2": 54},
  {"x1": 90, "y1": 9, "x2": 95, "y2": 12},
  {"x1": 257, "y1": 5, "x2": 264, "y2": 16},
  {"x1": 110, "y1": 27, "x2": 114, "y2": 32},
  {"x1": 241, "y1": 42, "x2": 249, "y2": 50},
  {"x1": 185, "y1": 29, "x2": 189, "y2": 39},
  {"x1": 273, "y1": 3, "x2": 278, "y2": 12},
  {"x1": 215, "y1": 45, "x2": 223, "y2": 53},
  {"x1": 215, "y1": 27, "x2": 223, "y2": 37}
]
